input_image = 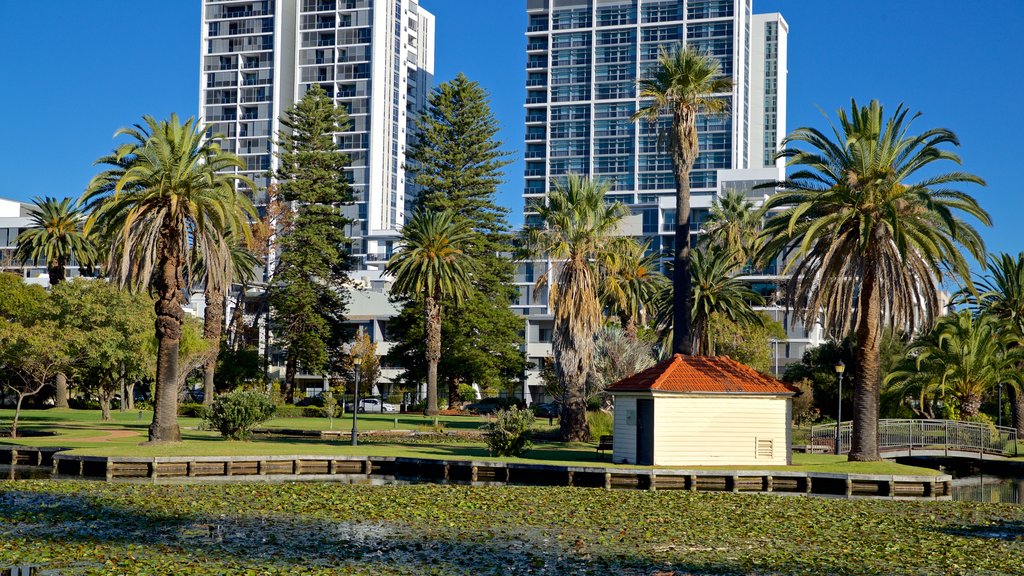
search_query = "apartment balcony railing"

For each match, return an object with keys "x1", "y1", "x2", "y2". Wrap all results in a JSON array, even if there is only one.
[
  {"x1": 525, "y1": 96, "x2": 547, "y2": 104},
  {"x1": 527, "y1": 24, "x2": 548, "y2": 32},
  {"x1": 524, "y1": 169, "x2": 546, "y2": 177},
  {"x1": 526, "y1": 42, "x2": 548, "y2": 51},
  {"x1": 526, "y1": 78, "x2": 547, "y2": 87}
]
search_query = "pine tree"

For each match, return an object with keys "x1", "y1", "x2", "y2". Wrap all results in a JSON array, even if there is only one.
[
  {"x1": 387, "y1": 74, "x2": 525, "y2": 405},
  {"x1": 269, "y1": 85, "x2": 354, "y2": 403}
]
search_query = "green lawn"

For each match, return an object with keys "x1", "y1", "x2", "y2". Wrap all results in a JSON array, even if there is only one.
[
  {"x1": 1, "y1": 480, "x2": 1022, "y2": 575},
  {"x1": 1, "y1": 408, "x2": 940, "y2": 474}
]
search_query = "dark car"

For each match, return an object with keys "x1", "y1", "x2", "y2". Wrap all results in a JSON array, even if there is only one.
[
  {"x1": 532, "y1": 402, "x2": 560, "y2": 418},
  {"x1": 465, "y1": 397, "x2": 526, "y2": 415}
]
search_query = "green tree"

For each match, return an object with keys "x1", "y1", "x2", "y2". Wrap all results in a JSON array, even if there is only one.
[
  {"x1": 526, "y1": 175, "x2": 628, "y2": 441},
  {"x1": 632, "y1": 46, "x2": 732, "y2": 356},
  {"x1": 600, "y1": 239, "x2": 667, "y2": 340},
  {"x1": 196, "y1": 235, "x2": 259, "y2": 405},
  {"x1": 82, "y1": 114, "x2": 254, "y2": 442},
  {"x1": 389, "y1": 73, "x2": 524, "y2": 407},
  {"x1": 707, "y1": 311, "x2": 786, "y2": 374},
  {"x1": 655, "y1": 248, "x2": 765, "y2": 356},
  {"x1": 14, "y1": 196, "x2": 97, "y2": 285},
  {"x1": 0, "y1": 321, "x2": 74, "y2": 437},
  {"x1": 386, "y1": 210, "x2": 479, "y2": 416},
  {"x1": 760, "y1": 100, "x2": 989, "y2": 460},
  {"x1": 270, "y1": 84, "x2": 354, "y2": 404},
  {"x1": 963, "y1": 252, "x2": 1024, "y2": 434},
  {"x1": 887, "y1": 312, "x2": 1021, "y2": 419},
  {"x1": 699, "y1": 189, "x2": 763, "y2": 270}
]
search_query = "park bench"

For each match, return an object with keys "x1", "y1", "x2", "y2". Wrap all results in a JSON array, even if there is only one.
[{"x1": 596, "y1": 435, "x2": 613, "y2": 460}]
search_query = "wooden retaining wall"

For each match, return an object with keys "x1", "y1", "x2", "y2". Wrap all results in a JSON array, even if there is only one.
[
  {"x1": 0, "y1": 446, "x2": 66, "y2": 467},
  {"x1": 41, "y1": 452, "x2": 953, "y2": 499}
]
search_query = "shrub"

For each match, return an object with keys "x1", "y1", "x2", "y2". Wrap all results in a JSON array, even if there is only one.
[
  {"x1": 203, "y1": 391, "x2": 276, "y2": 440},
  {"x1": 456, "y1": 383, "x2": 477, "y2": 403},
  {"x1": 178, "y1": 402, "x2": 208, "y2": 418},
  {"x1": 588, "y1": 410, "x2": 614, "y2": 439},
  {"x1": 273, "y1": 405, "x2": 305, "y2": 418},
  {"x1": 483, "y1": 406, "x2": 534, "y2": 457}
]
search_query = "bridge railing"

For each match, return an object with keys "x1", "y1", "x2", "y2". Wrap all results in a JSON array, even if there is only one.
[{"x1": 810, "y1": 419, "x2": 1019, "y2": 457}]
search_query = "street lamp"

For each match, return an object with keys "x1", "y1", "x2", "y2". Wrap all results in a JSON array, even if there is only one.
[
  {"x1": 351, "y1": 355, "x2": 362, "y2": 446},
  {"x1": 834, "y1": 360, "x2": 845, "y2": 455},
  {"x1": 998, "y1": 383, "x2": 1004, "y2": 428}
]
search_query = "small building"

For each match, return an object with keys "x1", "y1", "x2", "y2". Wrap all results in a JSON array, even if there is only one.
[{"x1": 606, "y1": 354, "x2": 798, "y2": 467}]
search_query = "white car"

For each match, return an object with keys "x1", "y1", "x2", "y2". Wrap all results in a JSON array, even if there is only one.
[{"x1": 358, "y1": 398, "x2": 398, "y2": 413}]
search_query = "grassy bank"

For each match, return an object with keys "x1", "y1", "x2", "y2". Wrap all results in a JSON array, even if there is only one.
[
  {"x1": 1, "y1": 408, "x2": 940, "y2": 474},
  {"x1": 1, "y1": 480, "x2": 1022, "y2": 575}
]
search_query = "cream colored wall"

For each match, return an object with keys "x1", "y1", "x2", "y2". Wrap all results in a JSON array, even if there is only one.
[
  {"x1": 652, "y1": 394, "x2": 791, "y2": 467},
  {"x1": 611, "y1": 396, "x2": 637, "y2": 464}
]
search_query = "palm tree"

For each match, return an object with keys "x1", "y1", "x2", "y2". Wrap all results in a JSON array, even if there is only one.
[
  {"x1": 194, "y1": 234, "x2": 260, "y2": 405},
  {"x1": 887, "y1": 312, "x2": 1021, "y2": 418},
  {"x1": 759, "y1": 100, "x2": 989, "y2": 461},
  {"x1": 15, "y1": 197, "x2": 97, "y2": 285},
  {"x1": 526, "y1": 175, "x2": 628, "y2": 441},
  {"x1": 962, "y1": 252, "x2": 1024, "y2": 434},
  {"x1": 700, "y1": 189, "x2": 763, "y2": 270},
  {"x1": 81, "y1": 114, "x2": 255, "y2": 443},
  {"x1": 600, "y1": 239, "x2": 667, "y2": 340},
  {"x1": 632, "y1": 45, "x2": 733, "y2": 356},
  {"x1": 654, "y1": 248, "x2": 765, "y2": 356},
  {"x1": 386, "y1": 210, "x2": 478, "y2": 416}
]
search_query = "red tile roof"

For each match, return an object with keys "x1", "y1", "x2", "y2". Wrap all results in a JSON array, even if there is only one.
[{"x1": 606, "y1": 354, "x2": 798, "y2": 395}]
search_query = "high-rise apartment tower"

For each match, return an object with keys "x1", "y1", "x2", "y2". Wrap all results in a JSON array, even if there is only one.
[
  {"x1": 199, "y1": 0, "x2": 435, "y2": 269},
  {"x1": 518, "y1": 0, "x2": 795, "y2": 395}
]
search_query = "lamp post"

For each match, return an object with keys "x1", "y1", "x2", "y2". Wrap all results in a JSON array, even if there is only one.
[
  {"x1": 351, "y1": 355, "x2": 362, "y2": 446},
  {"x1": 834, "y1": 360, "x2": 845, "y2": 455},
  {"x1": 998, "y1": 383, "x2": 1004, "y2": 428}
]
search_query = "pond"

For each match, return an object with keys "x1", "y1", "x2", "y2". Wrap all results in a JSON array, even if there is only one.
[{"x1": 952, "y1": 475, "x2": 1024, "y2": 504}]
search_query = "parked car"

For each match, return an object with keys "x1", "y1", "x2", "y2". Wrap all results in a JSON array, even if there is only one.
[
  {"x1": 358, "y1": 398, "x2": 398, "y2": 413},
  {"x1": 532, "y1": 402, "x2": 560, "y2": 419},
  {"x1": 465, "y1": 397, "x2": 526, "y2": 415}
]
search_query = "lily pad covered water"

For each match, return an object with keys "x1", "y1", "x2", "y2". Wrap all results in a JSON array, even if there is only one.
[{"x1": 1, "y1": 481, "x2": 1023, "y2": 575}]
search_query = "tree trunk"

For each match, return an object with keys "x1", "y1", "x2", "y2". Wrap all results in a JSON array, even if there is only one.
[
  {"x1": 554, "y1": 308, "x2": 592, "y2": 442},
  {"x1": 149, "y1": 229, "x2": 184, "y2": 443},
  {"x1": 11, "y1": 394, "x2": 25, "y2": 439},
  {"x1": 119, "y1": 371, "x2": 126, "y2": 413},
  {"x1": 125, "y1": 382, "x2": 136, "y2": 411},
  {"x1": 620, "y1": 312, "x2": 637, "y2": 341},
  {"x1": 99, "y1": 389, "x2": 112, "y2": 422},
  {"x1": 47, "y1": 259, "x2": 65, "y2": 286},
  {"x1": 670, "y1": 108, "x2": 696, "y2": 356},
  {"x1": 1008, "y1": 386, "x2": 1024, "y2": 437},
  {"x1": 54, "y1": 372, "x2": 69, "y2": 409},
  {"x1": 424, "y1": 295, "x2": 441, "y2": 416},
  {"x1": 850, "y1": 251, "x2": 882, "y2": 461},
  {"x1": 448, "y1": 377, "x2": 461, "y2": 411},
  {"x1": 284, "y1": 352, "x2": 298, "y2": 404},
  {"x1": 202, "y1": 285, "x2": 225, "y2": 406},
  {"x1": 959, "y1": 392, "x2": 982, "y2": 419}
]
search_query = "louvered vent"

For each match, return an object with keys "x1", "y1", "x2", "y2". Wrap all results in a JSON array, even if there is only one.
[{"x1": 756, "y1": 439, "x2": 774, "y2": 459}]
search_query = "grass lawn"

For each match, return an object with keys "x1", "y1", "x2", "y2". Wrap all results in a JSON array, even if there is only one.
[
  {"x1": 1, "y1": 408, "x2": 940, "y2": 475},
  {"x1": 1, "y1": 480, "x2": 1022, "y2": 575}
]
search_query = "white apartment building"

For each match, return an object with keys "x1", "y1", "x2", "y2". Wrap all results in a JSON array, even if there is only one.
[
  {"x1": 199, "y1": 0, "x2": 435, "y2": 270},
  {"x1": 0, "y1": 198, "x2": 87, "y2": 285},
  {"x1": 519, "y1": 1, "x2": 808, "y2": 397}
]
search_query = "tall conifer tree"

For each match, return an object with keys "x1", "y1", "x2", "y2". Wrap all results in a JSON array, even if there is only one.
[
  {"x1": 387, "y1": 74, "x2": 525, "y2": 404},
  {"x1": 270, "y1": 85, "x2": 353, "y2": 403}
]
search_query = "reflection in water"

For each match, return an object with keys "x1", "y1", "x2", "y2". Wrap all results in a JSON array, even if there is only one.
[
  {"x1": 0, "y1": 466, "x2": 52, "y2": 481},
  {"x1": 952, "y1": 476, "x2": 1023, "y2": 504}
]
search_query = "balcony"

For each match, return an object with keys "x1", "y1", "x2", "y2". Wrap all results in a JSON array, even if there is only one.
[{"x1": 526, "y1": 41, "x2": 548, "y2": 51}]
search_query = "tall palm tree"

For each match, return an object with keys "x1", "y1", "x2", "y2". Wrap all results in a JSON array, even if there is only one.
[
  {"x1": 600, "y1": 239, "x2": 667, "y2": 340},
  {"x1": 526, "y1": 175, "x2": 628, "y2": 441},
  {"x1": 759, "y1": 100, "x2": 989, "y2": 461},
  {"x1": 386, "y1": 210, "x2": 478, "y2": 416},
  {"x1": 632, "y1": 45, "x2": 733, "y2": 356},
  {"x1": 194, "y1": 234, "x2": 260, "y2": 405},
  {"x1": 15, "y1": 197, "x2": 97, "y2": 285},
  {"x1": 962, "y1": 252, "x2": 1024, "y2": 434},
  {"x1": 886, "y1": 312, "x2": 1021, "y2": 418},
  {"x1": 654, "y1": 248, "x2": 765, "y2": 356},
  {"x1": 81, "y1": 114, "x2": 255, "y2": 443},
  {"x1": 700, "y1": 189, "x2": 763, "y2": 270}
]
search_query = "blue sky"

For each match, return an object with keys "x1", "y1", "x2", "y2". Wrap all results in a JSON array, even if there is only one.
[{"x1": 1, "y1": 1, "x2": 1021, "y2": 256}]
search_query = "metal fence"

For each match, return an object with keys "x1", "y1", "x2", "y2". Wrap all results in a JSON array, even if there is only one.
[{"x1": 810, "y1": 419, "x2": 1019, "y2": 457}]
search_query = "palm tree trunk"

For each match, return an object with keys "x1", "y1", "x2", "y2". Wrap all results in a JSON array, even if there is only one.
[
  {"x1": 556, "y1": 341, "x2": 591, "y2": 442},
  {"x1": 620, "y1": 312, "x2": 637, "y2": 341},
  {"x1": 47, "y1": 259, "x2": 65, "y2": 286},
  {"x1": 54, "y1": 372, "x2": 69, "y2": 409},
  {"x1": 424, "y1": 295, "x2": 441, "y2": 416},
  {"x1": 671, "y1": 111, "x2": 695, "y2": 356},
  {"x1": 202, "y1": 285, "x2": 225, "y2": 406},
  {"x1": 850, "y1": 253, "x2": 882, "y2": 461},
  {"x1": 1008, "y1": 386, "x2": 1024, "y2": 436},
  {"x1": 149, "y1": 238, "x2": 184, "y2": 443},
  {"x1": 959, "y1": 392, "x2": 983, "y2": 419}
]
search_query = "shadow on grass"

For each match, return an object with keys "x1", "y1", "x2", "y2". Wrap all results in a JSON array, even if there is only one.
[{"x1": 937, "y1": 521, "x2": 1024, "y2": 541}]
